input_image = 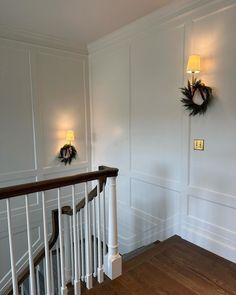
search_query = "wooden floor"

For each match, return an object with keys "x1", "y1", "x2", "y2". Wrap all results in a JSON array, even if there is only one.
[{"x1": 81, "y1": 235, "x2": 236, "y2": 295}]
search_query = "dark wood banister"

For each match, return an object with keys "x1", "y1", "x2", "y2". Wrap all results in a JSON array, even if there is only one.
[
  {"x1": 3, "y1": 166, "x2": 118, "y2": 295},
  {"x1": 0, "y1": 166, "x2": 118, "y2": 200}
]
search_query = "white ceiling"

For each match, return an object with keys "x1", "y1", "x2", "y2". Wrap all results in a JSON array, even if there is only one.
[{"x1": 0, "y1": 0, "x2": 175, "y2": 50}]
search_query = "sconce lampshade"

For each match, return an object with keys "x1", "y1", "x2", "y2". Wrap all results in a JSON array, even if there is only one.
[
  {"x1": 186, "y1": 55, "x2": 201, "y2": 74},
  {"x1": 66, "y1": 130, "x2": 75, "y2": 142}
]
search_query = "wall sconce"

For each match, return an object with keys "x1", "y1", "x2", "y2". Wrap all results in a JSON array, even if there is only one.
[
  {"x1": 186, "y1": 54, "x2": 201, "y2": 85},
  {"x1": 180, "y1": 54, "x2": 213, "y2": 116},
  {"x1": 66, "y1": 130, "x2": 75, "y2": 144},
  {"x1": 58, "y1": 130, "x2": 77, "y2": 165}
]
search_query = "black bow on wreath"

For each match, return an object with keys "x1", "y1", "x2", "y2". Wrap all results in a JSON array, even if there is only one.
[{"x1": 180, "y1": 79, "x2": 213, "y2": 116}]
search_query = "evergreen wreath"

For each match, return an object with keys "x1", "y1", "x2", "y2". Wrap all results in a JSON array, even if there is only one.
[
  {"x1": 58, "y1": 144, "x2": 77, "y2": 165},
  {"x1": 180, "y1": 79, "x2": 213, "y2": 116}
]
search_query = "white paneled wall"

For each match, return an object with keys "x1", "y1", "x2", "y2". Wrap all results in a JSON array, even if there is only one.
[
  {"x1": 89, "y1": 0, "x2": 236, "y2": 261},
  {"x1": 0, "y1": 38, "x2": 90, "y2": 289}
]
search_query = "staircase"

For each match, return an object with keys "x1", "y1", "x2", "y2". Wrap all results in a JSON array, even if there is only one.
[{"x1": 0, "y1": 166, "x2": 122, "y2": 295}]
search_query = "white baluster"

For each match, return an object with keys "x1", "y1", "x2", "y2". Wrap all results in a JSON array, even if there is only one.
[
  {"x1": 96, "y1": 181, "x2": 104, "y2": 283},
  {"x1": 72, "y1": 185, "x2": 81, "y2": 294},
  {"x1": 102, "y1": 183, "x2": 107, "y2": 261},
  {"x1": 25, "y1": 195, "x2": 36, "y2": 294},
  {"x1": 96, "y1": 180, "x2": 104, "y2": 283},
  {"x1": 104, "y1": 177, "x2": 122, "y2": 279},
  {"x1": 92, "y1": 199, "x2": 97, "y2": 277},
  {"x1": 36, "y1": 265, "x2": 41, "y2": 295},
  {"x1": 70, "y1": 216, "x2": 74, "y2": 284},
  {"x1": 80, "y1": 210, "x2": 85, "y2": 281},
  {"x1": 76, "y1": 213, "x2": 81, "y2": 281},
  {"x1": 85, "y1": 182, "x2": 93, "y2": 289},
  {"x1": 57, "y1": 188, "x2": 67, "y2": 294},
  {"x1": 6, "y1": 199, "x2": 19, "y2": 295},
  {"x1": 42, "y1": 192, "x2": 51, "y2": 295},
  {"x1": 56, "y1": 241, "x2": 61, "y2": 293},
  {"x1": 64, "y1": 215, "x2": 72, "y2": 283},
  {"x1": 43, "y1": 258, "x2": 46, "y2": 292},
  {"x1": 50, "y1": 250, "x2": 55, "y2": 294},
  {"x1": 88, "y1": 201, "x2": 93, "y2": 278},
  {"x1": 20, "y1": 284, "x2": 24, "y2": 295}
]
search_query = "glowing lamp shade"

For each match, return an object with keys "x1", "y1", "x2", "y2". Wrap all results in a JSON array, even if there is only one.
[
  {"x1": 186, "y1": 55, "x2": 201, "y2": 74},
  {"x1": 66, "y1": 130, "x2": 75, "y2": 142}
]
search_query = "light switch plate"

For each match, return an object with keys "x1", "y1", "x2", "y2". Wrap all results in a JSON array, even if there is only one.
[{"x1": 194, "y1": 139, "x2": 204, "y2": 151}]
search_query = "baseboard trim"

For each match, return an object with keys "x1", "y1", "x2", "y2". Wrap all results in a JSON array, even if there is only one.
[{"x1": 182, "y1": 224, "x2": 236, "y2": 263}]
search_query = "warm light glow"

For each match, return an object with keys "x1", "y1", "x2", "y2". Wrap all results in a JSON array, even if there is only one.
[
  {"x1": 186, "y1": 55, "x2": 201, "y2": 73},
  {"x1": 66, "y1": 130, "x2": 75, "y2": 142}
]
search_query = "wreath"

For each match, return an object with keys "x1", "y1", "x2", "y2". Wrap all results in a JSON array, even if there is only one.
[
  {"x1": 180, "y1": 79, "x2": 213, "y2": 116},
  {"x1": 58, "y1": 144, "x2": 77, "y2": 165}
]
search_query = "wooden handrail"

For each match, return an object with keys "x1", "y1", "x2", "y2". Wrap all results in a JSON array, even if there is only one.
[{"x1": 0, "y1": 166, "x2": 118, "y2": 200}]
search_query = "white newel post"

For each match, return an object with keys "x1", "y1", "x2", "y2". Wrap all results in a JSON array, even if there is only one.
[{"x1": 104, "y1": 176, "x2": 122, "y2": 279}]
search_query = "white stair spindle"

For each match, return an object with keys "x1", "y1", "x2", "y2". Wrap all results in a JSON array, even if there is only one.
[
  {"x1": 56, "y1": 241, "x2": 61, "y2": 293},
  {"x1": 96, "y1": 180, "x2": 104, "y2": 283},
  {"x1": 6, "y1": 199, "x2": 19, "y2": 295},
  {"x1": 88, "y1": 201, "x2": 93, "y2": 278},
  {"x1": 64, "y1": 215, "x2": 72, "y2": 283},
  {"x1": 43, "y1": 258, "x2": 46, "y2": 292},
  {"x1": 36, "y1": 265, "x2": 41, "y2": 295},
  {"x1": 76, "y1": 213, "x2": 81, "y2": 280},
  {"x1": 104, "y1": 177, "x2": 122, "y2": 279},
  {"x1": 92, "y1": 199, "x2": 97, "y2": 277},
  {"x1": 102, "y1": 183, "x2": 107, "y2": 261},
  {"x1": 25, "y1": 195, "x2": 36, "y2": 294},
  {"x1": 80, "y1": 210, "x2": 85, "y2": 281},
  {"x1": 85, "y1": 182, "x2": 93, "y2": 289},
  {"x1": 42, "y1": 191, "x2": 51, "y2": 295},
  {"x1": 57, "y1": 188, "x2": 67, "y2": 294},
  {"x1": 70, "y1": 216, "x2": 74, "y2": 284},
  {"x1": 20, "y1": 284, "x2": 24, "y2": 295},
  {"x1": 72, "y1": 185, "x2": 81, "y2": 294},
  {"x1": 50, "y1": 250, "x2": 55, "y2": 294}
]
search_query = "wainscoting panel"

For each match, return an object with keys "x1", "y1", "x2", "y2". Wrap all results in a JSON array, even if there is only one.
[
  {"x1": 34, "y1": 51, "x2": 88, "y2": 169},
  {"x1": 90, "y1": 44, "x2": 130, "y2": 172},
  {"x1": 130, "y1": 25, "x2": 184, "y2": 181},
  {"x1": 0, "y1": 44, "x2": 35, "y2": 175},
  {"x1": 131, "y1": 178, "x2": 180, "y2": 221},
  {"x1": 188, "y1": 195, "x2": 236, "y2": 233}
]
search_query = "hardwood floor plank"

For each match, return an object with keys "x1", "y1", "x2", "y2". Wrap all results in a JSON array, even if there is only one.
[
  {"x1": 151, "y1": 251, "x2": 230, "y2": 295},
  {"x1": 156, "y1": 244, "x2": 236, "y2": 294},
  {"x1": 123, "y1": 235, "x2": 181, "y2": 273},
  {"x1": 128, "y1": 261, "x2": 199, "y2": 295}
]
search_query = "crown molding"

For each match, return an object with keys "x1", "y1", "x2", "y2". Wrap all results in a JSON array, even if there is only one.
[
  {"x1": 88, "y1": 0, "x2": 217, "y2": 54},
  {"x1": 0, "y1": 24, "x2": 88, "y2": 56}
]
